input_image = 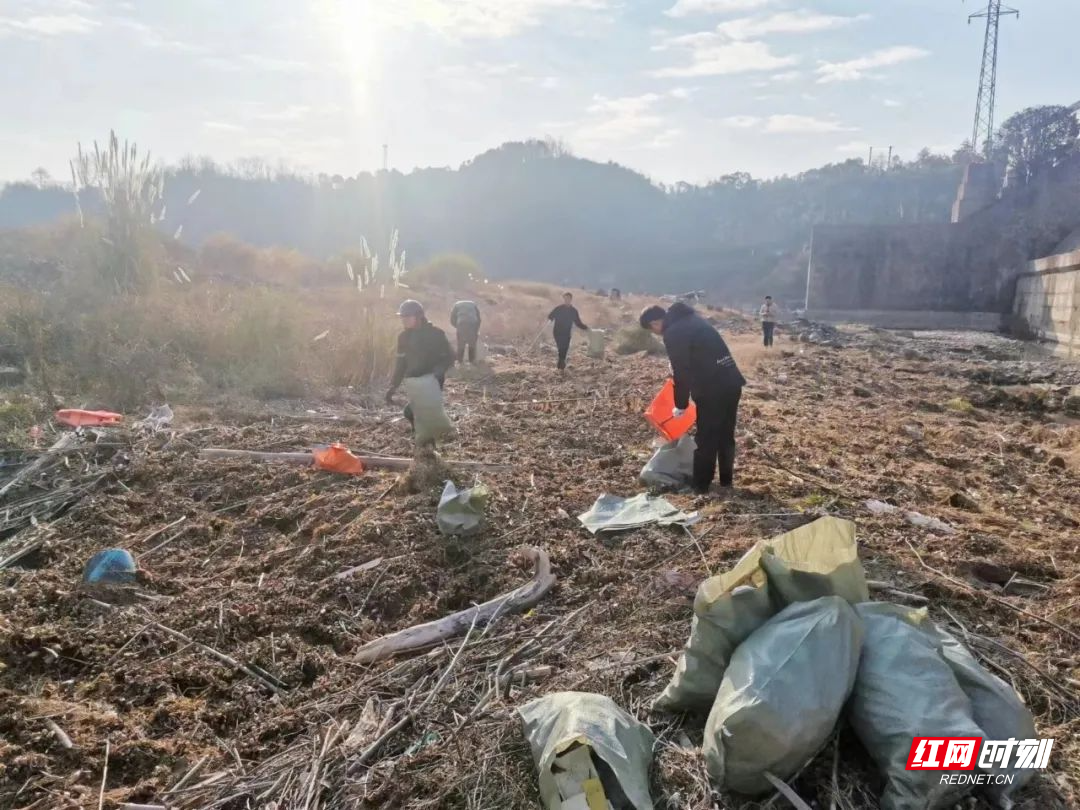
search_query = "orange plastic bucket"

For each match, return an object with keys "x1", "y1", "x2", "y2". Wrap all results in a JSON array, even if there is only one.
[
  {"x1": 55, "y1": 409, "x2": 123, "y2": 428},
  {"x1": 644, "y1": 379, "x2": 697, "y2": 441}
]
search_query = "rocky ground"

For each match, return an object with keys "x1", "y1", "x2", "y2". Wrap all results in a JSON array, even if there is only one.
[{"x1": 0, "y1": 319, "x2": 1077, "y2": 809}]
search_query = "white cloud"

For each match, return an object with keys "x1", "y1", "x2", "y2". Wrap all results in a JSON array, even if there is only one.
[
  {"x1": 721, "y1": 115, "x2": 762, "y2": 128},
  {"x1": 0, "y1": 12, "x2": 99, "y2": 37},
  {"x1": 572, "y1": 90, "x2": 688, "y2": 144},
  {"x1": 835, "y1": 140, "x2": 871, "y2": 153},
  {"x1": 203, "y1": 121, "x2": 246, "y2": 133},
  {"x1": 371, "y1": 0, "x2": 611, "y2": 39},
  {"x1": 653, "y1": 40, "x2": 796, "y2": 77},
  {"x1": 201, "y1": 53, "x2": 314, "y2": 74},
  {"x1": 882, "y1": 98, "x2": 903, "y2": 107},
  {"x1": 816, "y1": 46, "x2": 929, "y2": 83},
  {"x1": 715, "y1": 11, "x2": 866, "y2": 40},
  {"x1": 647, "y1": 128, "x2": 684, "y2": 148},
  {"x1": 770, "y1": 70, "x2": 802, "y2": 83},
  {"x1": 669, "y1": 86, "x2": 694, "y2": 99},
  {"x1": 665, "y1": 0, "x2": 772, "y2": 18},
  {"x1": 114, "y1": 19, "x2": 204, "y2": 54},
  {"x1": 763, "y1": 114, "x2": 857, "y2": 133}
]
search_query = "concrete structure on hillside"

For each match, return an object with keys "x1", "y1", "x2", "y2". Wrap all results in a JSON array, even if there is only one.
[
  {"x1": 1014, "y1": 249, "x2": 1080, "y2": 358},
  {"x1": 805, "y1": 152, "x2": 1080, "y2": 332}
]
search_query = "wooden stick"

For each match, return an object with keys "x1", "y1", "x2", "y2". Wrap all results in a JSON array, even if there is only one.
[
  {"x1": 98, "y1": 737, "x2": 110, "y2": 810},
  {"x1": 118, "y1": 804, "x2": 167, "y2": 810},
  {"x1": 0, "y1": 541, "x2": 43, "y2": 571},
  {"x1": 165, "y1": 755, "x2": 209, "y2": 795},
  {"x1": 905, "y1": 540, "x2": 1080, "y2": 643},
  {"x1": 135, "y1": 515, "x2": 186, "y2": 545},
  {"x1": 149, "y1": 621, "x2": 284, "y2": 693},
  {"x1": 198, "y1": 448, "x2": 509, "y2": 471},
  {"x1": 0, "y1": 432, "x2": 78, "y2": 499},
  {"x1": 354, "y1": 547, "x2": 556, "y2": 664},
  {"x1": 763, "y1": 771, "x2": 813, "y2": 810},
  {"x1": 44, "y1": 717, "x2": 74, "y2": 750},
  {"x1": 867, "y1": 579, "x2": 930, "y2": 606}
]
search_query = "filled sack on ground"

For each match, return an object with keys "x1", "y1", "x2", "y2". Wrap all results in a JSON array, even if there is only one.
[
  {"x1": 702, "y1": 596, "x2": 863, "y2": 795},
  {"x1": 849, "y1": 603, "x2": 986, "y2": 810},
  {"x1": 929, "y1": 625, "x2": 1039, "y2": 804},
  {"x1": 655, "y1": 516, "x2": 867, "y2": 712},
  {"x1": 639, "y1": 435, "x2": 695, "y2": 489},
  {"x1": 519, "y1": 691, "x2": 656, "y2": 810}
]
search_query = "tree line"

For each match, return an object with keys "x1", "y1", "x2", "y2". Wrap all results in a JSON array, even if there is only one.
[{"x1": 2, "y1": 105, "x2": 1076, "y2": 305}]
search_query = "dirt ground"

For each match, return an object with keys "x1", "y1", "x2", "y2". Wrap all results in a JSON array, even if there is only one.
[{"x1": 0, "y1": 315, "x2": 1078, "y2": 809}]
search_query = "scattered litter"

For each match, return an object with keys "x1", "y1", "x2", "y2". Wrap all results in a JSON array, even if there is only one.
[
  {"x1": 404, "y1": 731, "x2": 441, "y2": 757},
  {"x1": 135, "y1": 404, "x2": 174, "y2": 432},
  {"x1": 703, "y1": 596, "x2": 863, "y2": 795},
  {"x1": 644, "y1": 379, "x2": 696, "y2": 442},
  {"x1": 436, "y1": 480, "x2": 490, "y2": 536},
  {"x1": 312, "y1": 330, "x2": 330, "y2": 342},
  {"x1": 577, "y1": 493, "x2": 698, "y2": 535},
  {"x1": 519, "y1": 691, "x2": 655, "y2": 810},
  {"x1": 639, "y1": 435, "x2": 695, "y2": 490},
  {"x1": 864, "y1": 499, "x2": 898, "y2": 515},
  {"x1": 904, "y1": 511, "x2": 956, "y2": 535},
  {"x1": 186, "y1": 189, "x2": 201, "y2": 205},
  {"x1": 55, "y1": 409, "x2": 123, "y2": 428},
  {"x1": 311, "y1": 443, "x2": 365, "y2": 476},
  {"x1": 82, "y1": 548, "x2": 138, "y2": 585}
]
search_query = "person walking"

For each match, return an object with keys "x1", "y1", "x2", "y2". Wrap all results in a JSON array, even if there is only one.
[
  {"x1": 385, "y1": 300, "x2": 454, "y2": 445},
  {"x1": 547, "y1": 292, "x2": 589, "y2": 371},
  {"x1": 450, "y1": 299, "x2": 482, "y2": 364},
  {"x1": 759, "y1": 295, "x2": 778, "y2": 348},
  {"x1": 640, "y1": 302, "x2": 746, "y2": 494}
]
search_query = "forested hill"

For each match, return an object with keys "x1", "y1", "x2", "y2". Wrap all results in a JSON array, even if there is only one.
[{"x1": 0, "y1": 139, "x2": 971, "y2": 303}]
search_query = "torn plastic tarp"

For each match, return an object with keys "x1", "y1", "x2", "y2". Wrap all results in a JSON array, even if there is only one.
[
  {"x1": 655, "y1": 516, "x2": 869, "y2": 712},
  {"x1": 703, "y1": 596, "x2": 863, "y2": 795},
  {"x1": 436, "y1": 480, "x2": 490, "y2": 536},
  {"x1": 639, "y1": 436, "x2": 695, "y2": 490},
  {"x1": 578, "y1": 493, "x2": 699, "y2": 535},
  {"x1": 519, "y1": 691, "x2": 655, "y2": 810}
]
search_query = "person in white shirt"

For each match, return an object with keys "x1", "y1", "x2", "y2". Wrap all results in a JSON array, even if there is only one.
[{"x1": 759, "y1": 295, "x2": 778, "y2": 348}]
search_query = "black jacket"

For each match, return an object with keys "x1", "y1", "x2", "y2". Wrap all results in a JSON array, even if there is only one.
[
  {"x1": 661, "y1": 302, "x2": 745, "y2": 409},
  {"x1": 389, "y1": 320, "x2": 454, "y2": 391},
  {"x1": 548, "y1": 304, "x2": 588, "y2": 336}
]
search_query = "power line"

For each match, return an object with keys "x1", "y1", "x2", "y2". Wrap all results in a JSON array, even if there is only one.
[{"x1": 968, "y1": 0, "x2": 1019, "y2": 157}]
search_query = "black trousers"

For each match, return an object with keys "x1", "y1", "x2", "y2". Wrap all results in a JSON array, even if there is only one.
[
  {"x1": 554, "y1": 332, "x2": 571, "y2": 369},
  {"x1": 456, "y1": 323, "x2": 479, "y2": 363},
  {"x1": 763, "y1": 322, "x2": 775, "y2": 347},
  {"x1": 693, "y1": 386, "x2": 742, "y2": 490}
]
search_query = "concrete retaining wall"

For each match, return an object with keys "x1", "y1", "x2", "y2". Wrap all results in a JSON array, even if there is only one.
[{"x1": 1014, "y1": 249, "x2": 1080, "y2": 357}]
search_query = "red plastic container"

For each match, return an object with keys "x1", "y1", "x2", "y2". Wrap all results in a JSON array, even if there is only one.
[
  {"x1": 55, "y1": 409, "x2": 123, "y2": 428},
  {"x1": 644, "y1": 379, "x2": 697, "y2": 441}
]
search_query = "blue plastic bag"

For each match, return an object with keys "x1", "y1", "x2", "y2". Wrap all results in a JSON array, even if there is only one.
[{"x1": 82, "y1": 549, "x2": 137, "y2": 585}]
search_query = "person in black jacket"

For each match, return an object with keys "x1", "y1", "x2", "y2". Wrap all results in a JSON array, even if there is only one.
[
  {"x1": 547, "y1": 292, "x2": 589, "y2": 370},
  {"x1": 640, "y1": 302, "x2": 746, "y2": 494},
  {"x1": 385, "y1": 300, "x2": 454, "y2": 440}
]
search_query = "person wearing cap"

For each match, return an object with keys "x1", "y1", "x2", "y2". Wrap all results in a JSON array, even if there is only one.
[
  {"x1": 385, "y1": 300, "x2": 454, "y2": 435},
  {"x1": 450, "y1": 299, "x2": 482, "y2": 365},
  {"x1": 640, "y1": 301, "x2": 746, "y2": 494},
  {"x1": 547, "y1": 292, "x2": 589, "y2": 371},
  {"x1": 759, "y1": 295, "x2": 778, "y2": 347}
]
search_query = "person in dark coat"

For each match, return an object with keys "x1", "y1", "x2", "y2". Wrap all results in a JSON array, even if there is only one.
[
  {"x1": 547, "y1": 292, "x2": 589, "y2": 370},
  {"x1": 385, "y1": 300, "x2": 454, "y2": 439},
  {"x1": 450, "y1": 300, "x2": 482, "y2": 364},
  {"x1": 640, "y1": 302, "x2": 746, "y2": 494}
]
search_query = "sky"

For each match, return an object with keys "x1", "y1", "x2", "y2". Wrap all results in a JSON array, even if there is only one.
[{"x1": 2, "y1": 0, "x2": 1079, "y2": 185}]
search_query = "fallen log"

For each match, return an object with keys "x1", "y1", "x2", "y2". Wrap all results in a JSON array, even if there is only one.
[
  {"x1": 354, "y1": 547, "x2": 556, "y2": 664},
  {"x1": 199, "y1": 448, "x2": 510, "y2": 471}
]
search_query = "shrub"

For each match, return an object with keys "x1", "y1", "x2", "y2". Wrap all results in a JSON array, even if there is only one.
[{"x1": 407, "y1": 253, "x2": 482, "y2": 288}]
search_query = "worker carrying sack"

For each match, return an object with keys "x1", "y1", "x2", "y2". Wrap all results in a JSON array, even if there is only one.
[
  {"x1": 702, "y1": 596, "x2": 863, "y2": 795},
  {"x1": 519, "y1": 692, "x2": 656, "y2": 810},
  {"x1": 639, "y1": 435, "x2": 696, "y2": 490},
  {"x1": 655, "y1": 517, "x2": 868, "y2": 712},
  {"x1": 402, "y1": 374, "x2": 454, "y2": 445},
  {"x1": 848, "y1": 603, "x2": 986, "y2": 810}
]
